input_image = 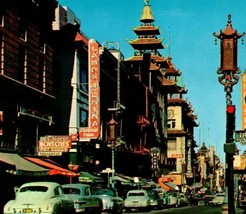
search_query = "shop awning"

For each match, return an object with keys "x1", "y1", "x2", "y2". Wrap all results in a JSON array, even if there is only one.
[
  {"x1": 141, "y1": 178, "x2": 158, "y2": 188},
  {"x1": 114, "y1": 175, "x2": 131, "y2": 185},
  {"x1": 165, "y1": 182, "x2": 179, "y2": 191},
  {"x1": 158, "y1": 178, "x2": 179, "y2": 192},
  {"x1": 24, "y1": 157, "x2": 80, "y2": 177},
  {"x1": 79, "y1": 171, "x2": 104, "y2": 183},
  {"x1": 0, "y1": 152, "x2": 49, "y2": 176}
]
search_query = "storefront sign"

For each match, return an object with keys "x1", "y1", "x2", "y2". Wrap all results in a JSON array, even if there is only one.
[
  {"x1": 79, "y1": 39, "x2": 100, "y2": 141},
  {"x1": 38, "y1": 135, "x2": 71, "y2": 156}
]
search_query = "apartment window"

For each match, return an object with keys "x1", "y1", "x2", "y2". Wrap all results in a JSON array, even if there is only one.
[
  {"x1": 167, "y1": 119, "x2": 176, "y2": 129},
  {"x1": 169, "y1": 93, "x2": 180, "y2": 99},
  {"x1": 167, "y1": 138, "x2": 176, "y2": 150},
  {"x1": 18, "y1": 46, "x2": 27, "y2": 83},
  {"x1": 167, "y1": 76, "x2": 176, "y2": 82},
  {"x1": 0, "y1": 10, "x2": 4, "y2": 27},
  {"x1": 80, "y1": 108, "x2": 88, "y2": 127},
  {"x1": 80, "y1": 66, "x2": 88, "y2": 92},
  {"x1": 39, "y1": 57, "x2": 46, "y2": 91},
  {"x1": 19, "y1": 19, "x2": 27, "y2": 41},
  {"x1": 167, "y1": 158, "x2": 176, "y2": 166},
  {"x1": 39, "y1": 34, "x2": 46, "y2": 53}
]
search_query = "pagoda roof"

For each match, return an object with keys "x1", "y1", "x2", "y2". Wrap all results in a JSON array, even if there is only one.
[
  {"x1": 125, "y1": 54, "x2": 166, "y2": 63},
  {"x1": 128, "y1": 37, "x2": 164, "y2": 49},
  {"x1": 140, "y1": 0, "x2": 155, "y2": 23},
  {"x1": 164, "y1": 57, "x2": 182, "y2": 76},
  {"x1": 161, "y1": 78, "x2": 187, "y2": 93},
  {"x1": 167, "y1": 98, "x2": 188, "y2": 105},
  {"x1": 133, "y1": 25, "x2": 160, "y2": 35},
  {"x1": 213, "y1": 15, "x2": 245, "y2": 39},
  {"x1": 167, "y1": 130, "x2": 187, "y2": 136}
]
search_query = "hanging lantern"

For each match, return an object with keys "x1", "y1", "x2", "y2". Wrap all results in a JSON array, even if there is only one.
[
  {"x1": 107, "y1": 115, "x2": 118, "y2": 141},
  {"x1": 213, "y1": 14, "x2": 245, "y2": 92}
]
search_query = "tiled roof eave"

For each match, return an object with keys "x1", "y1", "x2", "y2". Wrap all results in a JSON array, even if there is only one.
[{"x1": 167, "y1": 130, "x2": 187, "y2": 136}]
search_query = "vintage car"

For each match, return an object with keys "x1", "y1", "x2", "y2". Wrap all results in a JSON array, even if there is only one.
[
  {"x1": 93, "y1": 187, "x2": 124, "y2": 213},
  {"x1": 147, "y1": 189, "x2": 163, "y2": 209},
  {"x1": 179, "y1": 193, "x2": 189, "y2": 206},
  {"x1": 3, "y1": 181, "x2": 75, "y2": 214},
  {"x1": 151, "y1": 188, "x2": 168, "y2": 207},
  {"x1": 62, "y1": 183, "x2": 102, "y2": 213},
  {"x1": 210, "y1": 192, "x2": 225, "y2": 206},
  {"x1": 166, "y1": 191, "x2": 179, "y2": 207},
  {"x1": 124, "y1": 189, "x2": 151, "y2": 212}
]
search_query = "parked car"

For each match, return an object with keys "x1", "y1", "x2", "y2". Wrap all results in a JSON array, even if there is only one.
[
  {"x1": 151, "y1": 188, "x2": 168, "y2": 207},
  {"x1": 179, "y1": 193, "x2": 189, "y2": 206},
  {"x1": 210, "y1": 192, "x2": 225, "y2": 206},
  {"x1": 166, "y1": 191, "x2": 179, "y2": 207},
  {"x1": 185, "y1": 193, "x2": 198, "y2": 205},
  {"x1": 62, "y1": 183, "x2": 102, "y2": 213},
  {"x1": 203, "y1": 194, "x2": 216, "y2": 206},
  {"x1": 3, "y1": 181, "x2": 75, "y2": 214},
  {"x1": 147, "y1": 189, "x2": 163, "y2": 209},
  {"x1": 93, "y1": 187, "x2": 124, "y2": 213},
  {"x1": 124, "y1": 189, "x2": 151, "y2": 212}
]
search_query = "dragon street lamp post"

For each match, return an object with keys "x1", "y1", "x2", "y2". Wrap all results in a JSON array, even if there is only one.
[
  {"x1": 107, "y1": 114, "x2": 118, "y2": 188},
  {"x1": 213, "y1": 14, "x2": 245, "y2": 214}
]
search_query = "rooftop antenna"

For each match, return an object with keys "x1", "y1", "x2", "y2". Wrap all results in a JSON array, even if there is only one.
[{"x1": 168, "y1": 26, "x2": 171, "y2": 57}]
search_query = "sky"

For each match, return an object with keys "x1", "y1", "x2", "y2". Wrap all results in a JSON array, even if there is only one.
[{"x1": 58, "y1": 0, "x2": 246, "y2": 161}]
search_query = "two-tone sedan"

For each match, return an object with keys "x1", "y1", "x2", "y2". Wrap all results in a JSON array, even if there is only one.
[
  {"x1": 93, "y1": 187, "x2": 124, "y2": 213},
  {"x1": 3, "y1": 181, "x2": 75, "y2": 214},
  {"x1": 124, "y1": 189, "x2": 151, "y2": 212},
  {"x1": 62, "y1": 183, "x2": 102, "y2": 213}
]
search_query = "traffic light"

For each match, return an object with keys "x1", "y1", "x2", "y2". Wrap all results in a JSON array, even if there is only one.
[{"x1": 226, "y1": 105, "x2": 235, "y2": 143}]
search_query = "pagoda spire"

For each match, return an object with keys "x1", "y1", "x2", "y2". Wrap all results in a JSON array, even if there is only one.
[{"x1": 140, "y1": 0, "x2": 154, "y2": 23}]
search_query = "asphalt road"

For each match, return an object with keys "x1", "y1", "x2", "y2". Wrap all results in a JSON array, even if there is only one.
[{"x1": 123, "y1": 204, "x2": 246, "y2": 213}]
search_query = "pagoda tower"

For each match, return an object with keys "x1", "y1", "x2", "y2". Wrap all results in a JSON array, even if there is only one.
[{"x1": 125, "y1": 0, "x2": 184, "y2": 177}]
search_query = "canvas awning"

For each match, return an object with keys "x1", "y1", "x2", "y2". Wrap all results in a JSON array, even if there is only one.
[
  {"x1": 79, "y1": 171, "x2": 104, "y2": 183},
  {"x1": 24, "y1": 156, "x2": 80, "y2": 177},
  {"x1": 158, "y1": 178, "x2": 179, "y2": 192},
  {"x1": 114, "y1": 175, "x2": 131, "y2": 185},
  {"x1": 0, "y1": 152, "x2": 49, "y2": 176}
]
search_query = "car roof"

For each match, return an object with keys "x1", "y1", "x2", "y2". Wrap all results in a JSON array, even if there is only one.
[
  {"x1": 62, "y1": 183, "x2": 91, "y2": 189},
  {"x1": 128, "y1": 189, "x2": 146, "y2": 193},
  {"x1": 21, "y1": 182, "x2": 60, "y2": 188}
]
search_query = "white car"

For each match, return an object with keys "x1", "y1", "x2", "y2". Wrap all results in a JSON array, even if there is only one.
[
  {"x1": 93, "y1": 187, "x2": 124, "y2": 213},
  {"x1": 166, "y1": 191, "x2": 179, "y2": 207},
  {"x1": 210, "y1": 192, "x2": 225, "y2": 206},
  {"x1": 124, "y1": 189, "x2": 151, "y2": 212},
  {"x1": 3, "y1": 181, "x2": 75, "y2": 214},
  {"x1": 62, "y1": 183, "x2": 102, "y2": 213}
]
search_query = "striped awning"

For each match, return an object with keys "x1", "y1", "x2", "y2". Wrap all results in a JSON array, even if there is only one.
[{"x1": 0, "y1": 152, "x2": 49, "y2": 176}]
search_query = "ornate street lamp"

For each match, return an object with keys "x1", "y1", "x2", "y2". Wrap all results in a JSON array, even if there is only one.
[
  {"x1": 107, "y1": 114, "x2": 118, "y2": 188},
  {"x1": 213, "y1": 14, "x2": 245, "y2": 213},
  {"x1": 68, "y1": 162, "x2": 74, "y2": 184}
]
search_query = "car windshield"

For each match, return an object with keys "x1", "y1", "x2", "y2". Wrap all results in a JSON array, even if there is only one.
[
  {"x1": 128, "y1": 192, "x2": 145, "y2": 196},
  {"x1": 147, "y1": 190, "x2": 158, "y2": 196},
  {"x1": 20, "y1": 186, "x2": 48, "y2": 193},
  {"x1": 63, "y1": 188, "x2": 80, "y2": 195},
  {"x1": 94, "y1": 189, "x2": 114, "y2": 197}
]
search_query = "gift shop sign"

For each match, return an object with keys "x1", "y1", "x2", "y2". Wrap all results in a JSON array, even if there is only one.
[
  {"x1": 38, "y1": 135, "x2": 72, "y2": 156},
  {"x1": 79, "y1": 39, "x2": 100, "y2": 141}
]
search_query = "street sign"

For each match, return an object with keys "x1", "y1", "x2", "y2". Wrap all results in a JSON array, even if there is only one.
[
  {"x1": 38, "y1": 152, "x2": 62, "y2": 156},
  {"x1": 235, "y1": 130, "x2": 246, "y2": 145},
  {"x1": 101, "y1": 168, "x2": 115, "y2": 173}
]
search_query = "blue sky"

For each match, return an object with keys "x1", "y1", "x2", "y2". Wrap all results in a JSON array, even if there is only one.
[{"x1": 58, "y1": 0, "x2": 246, "y2": 161}]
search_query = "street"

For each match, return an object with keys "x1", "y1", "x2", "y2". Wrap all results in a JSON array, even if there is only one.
[{"x1": 123, "y1": 204, "x2": 246, "y2": 213}]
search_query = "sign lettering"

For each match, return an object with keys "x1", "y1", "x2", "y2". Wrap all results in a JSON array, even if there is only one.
[{"x1": 79, "y1": 39, "x2": 100, "y2": 141}]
